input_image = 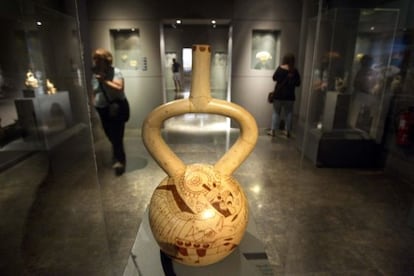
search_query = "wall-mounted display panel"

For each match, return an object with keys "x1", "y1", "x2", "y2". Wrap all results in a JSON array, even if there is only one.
[
  {"x1": 251, "y1": 30, "x2": 280, "y2": 70},
  {"x1": 110, "y1": 28, "x2": 147, "y2": 71}
]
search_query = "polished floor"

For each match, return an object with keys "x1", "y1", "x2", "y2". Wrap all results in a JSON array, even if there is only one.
[{"x1": 1, "y1": 113, "x2": 414, "y2": 275}]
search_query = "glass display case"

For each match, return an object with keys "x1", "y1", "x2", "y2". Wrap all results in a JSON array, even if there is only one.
[
  {"x1": 298, "y1": 8, "x2": 400, "y2": 167},
  {"x1": 0, "y1": 1, "x2": 112, "y2": 274},
  {"x1": 0, "y1": 1, "x2": 90, "y2": 151}
]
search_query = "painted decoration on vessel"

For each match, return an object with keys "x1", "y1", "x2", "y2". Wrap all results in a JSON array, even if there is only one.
[{"x1": 149, "y1": 164, "x2": 248, "y2": 265}]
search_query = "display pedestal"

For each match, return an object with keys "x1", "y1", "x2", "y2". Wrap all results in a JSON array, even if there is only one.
[
  {"x1": 297, "y1": 126, "x2": 381, "y2": 168},
  {"x1": 123, "y1": 208, "x2": 273, "y2": 276},
  {"x1": 297, "y1": 90, "x2": 382, "y2": 168},
  {"x1": 15, "y1": 91, "x2": 73, "y2": 144},
  {"x1": 322, "y1": 91, "x2": 350, "y2": 132}
]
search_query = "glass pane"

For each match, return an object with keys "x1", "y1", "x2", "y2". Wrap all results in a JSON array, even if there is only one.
[
  {"x1": 299, "y1": 8, "x2": 399, "y2": 168},
  {"x1": 0, "y1": 1, "x2": 109, "y2": 274}
]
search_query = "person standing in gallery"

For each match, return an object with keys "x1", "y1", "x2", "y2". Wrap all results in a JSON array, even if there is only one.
[
  {"x1": 172, "y1": 58, "x2": 182, "y2": 92},
  {"x1": 268, "y1": 53, "x2": 301, "y2": 137},
  {"x1": 91, "y1": 48, "x2": 130, "y2": 176}
]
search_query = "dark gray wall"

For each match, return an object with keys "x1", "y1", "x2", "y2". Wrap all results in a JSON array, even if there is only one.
[
  {"x1": 85, "y1": 0, "x2": 304, "y2": 129},
  {"x1": 229, "y1": 0, "x2": 302, "y2": 128}
]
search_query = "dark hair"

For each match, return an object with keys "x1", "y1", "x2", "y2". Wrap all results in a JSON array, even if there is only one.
[
  {"x1": 282, "y1": 53, "x2": 295, "y2": 70},
  {"x1": 360, "y1": 55, "x2": 373, "y2": 68}
]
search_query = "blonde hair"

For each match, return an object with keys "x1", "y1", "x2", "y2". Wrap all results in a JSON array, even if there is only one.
[{"x1": 93, "y1": 48, "x2": 113, "y2": 65}]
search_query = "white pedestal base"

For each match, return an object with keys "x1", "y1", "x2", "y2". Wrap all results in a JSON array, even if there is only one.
[{"x1": 123, "y1": 208, "x2": 273, "y2": 276}]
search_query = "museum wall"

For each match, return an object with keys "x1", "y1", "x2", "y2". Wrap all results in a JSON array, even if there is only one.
[
  {"x1": 85, "y1": 0, "x2": 304, "y2": 129},
  {"x1": 86, "y1": 0, "x2": 234, "y2": 21},
  {"x1": 219, "y1": 0, "x2": 303, "y2": 129},
  {"x1": 231, "y1": 20, "x2": 302, "y2": 128}
]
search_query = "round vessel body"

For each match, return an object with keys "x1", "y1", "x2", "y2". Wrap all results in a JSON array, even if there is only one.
[{"x1": 148, "y1": 164, "x2": 248, "y2": 266}]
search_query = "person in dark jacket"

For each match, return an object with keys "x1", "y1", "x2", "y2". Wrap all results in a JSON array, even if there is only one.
[
  {"x1": 172, "y1": 58, "x2": 182, "y2": 92},
  {"x1": 268, "y1": 53, "x2": 301, "y2": 137}
]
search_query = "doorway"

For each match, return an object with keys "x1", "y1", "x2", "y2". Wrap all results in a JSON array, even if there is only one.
[{"x1": 160, "y1": 19, "x2": 231, "y2": 102}]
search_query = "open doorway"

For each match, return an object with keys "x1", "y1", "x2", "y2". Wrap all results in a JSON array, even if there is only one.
[{"x1": 160, "y1": 19, "x2": 231, "y2": 102}]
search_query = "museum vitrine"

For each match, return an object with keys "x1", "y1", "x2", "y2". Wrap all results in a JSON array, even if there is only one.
[
  {"x1": 0, "y1": 0, "x2": 113, "y2": 274},
  {"x1": 0, "y1": 1, "x2": 91, "y2": 151},
  {"x1": 298, "y1": 8, "x2": 400, "y2": 167}
]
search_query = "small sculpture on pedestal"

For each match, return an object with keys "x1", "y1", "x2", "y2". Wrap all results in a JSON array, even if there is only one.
[
  {"x1": 46, "y1": 79, "x2": 57, "y2": 94},
  {"x1": 23, "y1": 70, "x2": 40, "y2": 97},
  {"x1": 25, "y1": 70, "x2": 39, "y2": 89}
]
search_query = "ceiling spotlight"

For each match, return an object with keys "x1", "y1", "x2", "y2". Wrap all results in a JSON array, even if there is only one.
[{"x1": 176, "y1": 19, "x2": 181, "y2": 24}]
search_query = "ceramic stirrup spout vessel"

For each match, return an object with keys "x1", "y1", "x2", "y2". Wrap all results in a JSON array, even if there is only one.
[{"x1": 142, "y1": 44, "x2": 258, "y2": 266}]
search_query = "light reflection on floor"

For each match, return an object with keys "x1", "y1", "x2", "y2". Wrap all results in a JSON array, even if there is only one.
[
  {"x1": 164, "y1": 88, "x2": 230, "y2": 133},
  {"x1": 164, "y1": 114, "x2": 230, "y2": 132},
  {"x1": 166, "y1": 88, "x2": 227, "y2": 102}
]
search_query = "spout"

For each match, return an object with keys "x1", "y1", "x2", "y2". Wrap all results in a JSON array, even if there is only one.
[{"x1": 189, "y1": 45, "x2": 212, "y2": 107}]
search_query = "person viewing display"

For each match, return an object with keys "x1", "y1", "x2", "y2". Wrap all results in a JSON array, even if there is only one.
[
  {"x1": 268, "y1": 53, "x2": 301, "y2": 138},
  {"x1": 91, "y1": 48, "x2": 130, "y2": 176}
]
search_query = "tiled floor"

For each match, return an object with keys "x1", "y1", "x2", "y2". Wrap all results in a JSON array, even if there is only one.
[{"x1": 1, "y1": 114, "x2": 414, "y2": 275}]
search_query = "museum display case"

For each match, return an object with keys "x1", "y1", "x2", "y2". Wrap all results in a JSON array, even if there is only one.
[
  {"x1": 0, "y1": 1, "x2": 113, "y2": 274},
  {"x1": 298, "y1": 8, "x2": 400, "y2": 167},
  {"x1": 0, "y1": 1, "x2": 91, "y2": 152}
]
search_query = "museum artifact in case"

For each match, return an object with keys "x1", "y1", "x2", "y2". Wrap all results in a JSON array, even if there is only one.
[
  {"x1": 110, "y1": 28, "x2": 146, "y2": 71},
  {"x1": 251, "y1": 30, "x2": 280, "y2": 71},
  {"x1": 142, "y1": 45, "x2": 258, "y2": 266},
  {"x1": 298, "y1": 8, "x2": 400, "y2": 167}
]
